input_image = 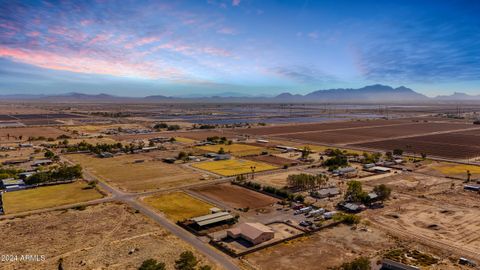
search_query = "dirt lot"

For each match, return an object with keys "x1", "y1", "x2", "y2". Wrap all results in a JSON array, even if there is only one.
[
  {"x1": 370, "y1": 194, "x2": 480, "y2": 259},
  {"x1": 66, "y1": 153, "x2": 205, "y2": 192},
  {"x1": 253, "y1": 170, "x2": 307, "y2": 188},
  {"x1": 244, "y1": 155, "x2": 299, "y2": 167},
  {"x1": 111, "y1": 130, "x2": 236, "y2": 142},
  {"x1": 0, "y1": 203, "x2": 215, "y2": 269},
  {"x1": 245, "y1": 224, "x2": 395, "y2": 270},
  {"x1": 143, "y1": 192, "x2": 214, "y2": 222},
  {"x1": 2, "y1": 181, "x2": 104, "y2": 214},
  {"x1": 192, "y1": 183, "x2": 278, "y2": 209},
  {"x1": 0, "y1": 127, "x2": 68, "y2": 142}
]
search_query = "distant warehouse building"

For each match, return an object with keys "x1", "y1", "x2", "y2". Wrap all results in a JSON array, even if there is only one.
[
  {"x1": 381, "y1": 259, "x2": 419, "y2": 270},
  {"x1": 1, "y1": 178, "x2": 26, "y2": 191},
  {"x1": 227, "y1": 223, "x2": 274, "y2": 245},
  {"x1": 190, "y1": 211, "x2": 235, "y2": 229}
]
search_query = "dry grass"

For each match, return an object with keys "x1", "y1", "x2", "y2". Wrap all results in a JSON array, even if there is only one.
[
  {"x1": 143, "y1": 192, "x2": 214, "y2": 221},
  {"x1": 175, "y1": 137, "x2": 196, "y2": 144},
  {"x1": 2, "y1": 181, "x2": 103, "y2": 214},
  {"x1": 0, "y1": 203, "x2": 216, "y2": 269},
  {"x1": 433, "y1": 163, "x2": 480, "y2": 176},
  {"x1": 196, "y1": 143, "x2": 265, "y2": 157},
  {"x1": 0, "y1": 127, "x2": 67, "y2": 142},
  {"x1": 66, "y1": 153, "x2": 204, "y2": 192},
  {"x1": 192, "y1": 159, "x2": 277, "y2": 176}
]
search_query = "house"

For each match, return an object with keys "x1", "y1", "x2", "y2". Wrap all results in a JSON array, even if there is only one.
[
  {"x1": 141, "y1": 146, "x2": 157, "y2": 152},
  {"x1": 227, "y1": 223, "x2": 274, "y2": 245},
  {"x1": 204, "y1": 153, "x2": 219, "y2": 158},
  {"x1": 311, "y1": 187, "x2": 340, "y2": 199},
  {"x1": 149, "y1": 137, "x2": 171, "y2": 143},
  {"x1": 32, "y1": 159, "x2": 53, "y2": 167},
  {"x1": 256, "y1": 139, "x2": 269, "y2": 144},
  {"x1": 162, "y1": 158, "x2": 176, "y2": 164},
  {"x1": 98, "y1": 152, "x2": 114, "y2": 158},
  {"x1": 18, "y1": 171, "x2": 35, "y2": 179},
  {"x1": 2, "y1": 159, "x2": 29, "y2": 166},
  {"x1": 19, "y1": 143, "x2": 33, "y2": 148},
  {"x1": 338, "y1": 202, "x2": 365, "y2": 213},
  {"x1": 381, "y1": 259, "x2": 419, "y2": 270},
  {"x1": 363, "y1": 163, "x2": 376, "y2": 169},
  {"x1": 369, "y1": 166, "x2": 391, "y2": 173},
  {"x1": 275, "y1": 145, "x2": 298, "y2": 152},
  {"x1": 333, "y1": 167, "x2": 357, "y2": 176},
  {"x1": 214, "y1": 154, "x2": 231, "y2": 161},
  {"x1": 191, "y1": 211, "x2": 234, "y2": 228}
]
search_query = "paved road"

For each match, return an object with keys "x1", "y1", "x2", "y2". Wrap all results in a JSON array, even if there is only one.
[{"x1": 60, "y1": 156, "x2": 241, "y2": 270}]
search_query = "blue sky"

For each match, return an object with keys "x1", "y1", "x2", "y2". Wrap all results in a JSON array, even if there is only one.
[{"x1": 0, "y1": 0, "x2": 479, "y2": 97}]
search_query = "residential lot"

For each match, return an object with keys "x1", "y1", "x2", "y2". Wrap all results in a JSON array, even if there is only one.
[
  {"x1": 143, "y1": 192, "x2": 214, "y2": 222},
  {"x1": 2, "y1": 181, "x2": 103, "y2": 214},
  {"x1": 191, "y1": 159, "x2": 277, "y2": 176},
  {"x1": 244, "y1": 155, "x2": 298, "y2": 167},
  {"x1": 245, "y1": 224, "x2": 395, "y2": 270},
  {"x1": 192, "y1": 183, "x2": 278, "y2": 209},
  {"x1": 418, "y1": 161, "x2": 480, "y2": 179},
  {"x1": 0, "y1": 203, "x2": 215, "y2": 269},
  {"x1": 66, "y1": 153, "x2": 205, "y2": 192},
  {"x1": 252, "y1": 170, "x2": 307, "y2": 188}
]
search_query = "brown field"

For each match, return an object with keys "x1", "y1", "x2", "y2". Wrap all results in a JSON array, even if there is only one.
[
  {"x1": 245, "y1": 224, "x2": 395, "y2": 270},
  {"x1": 111, "y1": 130, "x2": 235, "y2": 142},
  {"x1": 352, "y1": 130, "x2": 480, "y2": 159},
  {"x1": 276, "y1": 122, "x2": 477, "y2": 145},
  {"x1": 66, "y1": 153, "x2": 205, "y2": 192},
  {"x1": 244, "y1": 155, "x2": 299, "y2": 166},
  {"x1": 0, "y1": 203, "x2": 215, "y2": 269},
  {"x1": 0, "y1": 126, "x2": 68, "y2": 142},
  {"x1": 237, "y1": 119, "x2": 409, "y2": 136},
  {"x1": 192, "y1": 183, "x2": 277, "y2": 209}
]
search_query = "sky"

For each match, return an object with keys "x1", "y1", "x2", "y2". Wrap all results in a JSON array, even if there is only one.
[{"x1": 0, "y1": 0, "x2": 479, "y2": 97}]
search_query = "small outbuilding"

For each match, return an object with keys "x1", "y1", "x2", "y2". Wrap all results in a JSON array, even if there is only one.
[{"x1": 227, "y1": 223, "x2": 274, "y2": 245}]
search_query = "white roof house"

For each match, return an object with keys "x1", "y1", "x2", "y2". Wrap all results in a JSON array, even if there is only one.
[{"x1": 227, "y1": 223, "x2": 274, "y2": 245}]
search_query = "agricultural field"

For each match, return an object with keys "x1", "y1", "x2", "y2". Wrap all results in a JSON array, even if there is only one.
[
  {"x1": 352, "y1": 131, "x2": 480, "y2": 159},
  {"x1": 245, "y1": 224, "x2": 395, "y2": 270},
  {"x1": 191, "y1": 159, "x2": 277, "y2": 176},
  {"x1": 0, "y1": 203, "x2": 215, "y2": 269},
  {"x1": 192, "y1": 183, "x2": 277, "y2": 209},
  {"x1": 419, "y1": 161, "x2": 480, "y2": 179},
  {"x1": 0, "y1": 126, "x2": 68, "y2": 142},
  {"x1": 65, "y1": 153, "x2": 205, "y2": 192},
  {"x1": 2, "y1": 181, "x2": 103, "y2": 214},
  {"x1": 245, "y1": 154, "x2": 299, "y2": 167},
  {"x1": 174, "y1": 137, "x2": 196, "y2": 144},
  {"x1": 65, "y1": 123, "x2": 146, "y2": 134},
  {"x1": 143, "y1": 192, "x2": 214, "y2": 221},
  {"x1": 238, "y1": 119, "x2": 409, "y2": 136},
  {"x1": 196, "y1": 143, "x2": 265, "y2": 156},
  {"x1": 276, "y1": 122, "x2": 477, "y2": 145}
]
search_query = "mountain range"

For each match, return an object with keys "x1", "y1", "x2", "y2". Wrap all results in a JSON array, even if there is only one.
[{"x1": 0, "y1": 85, "x2": 478, "y2": 103}]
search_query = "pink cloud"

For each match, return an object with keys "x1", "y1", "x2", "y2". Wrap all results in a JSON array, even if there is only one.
[
  {"x1": 232, "y1": 0, "x2": 241, "y2": 6},
  {"x1": 217, "y1": 27, "x2": 236, "y2": 35},
  {"x1": 0, "y1": 45, "x2": 184, "y2": 80}
]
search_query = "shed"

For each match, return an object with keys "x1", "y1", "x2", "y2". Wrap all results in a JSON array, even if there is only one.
[
  {"x1": 191, "y1": 211, "x2": 234, "y2": 227},
  {"x1": 32, "y1": 159, "x2": 53, "y2": 167},
  {"x1": 227, "y1": 223, "x2": 274, "y2": 245},
  {"x1": 214, "y1": 154, "x2": 231, "y2": 161}
]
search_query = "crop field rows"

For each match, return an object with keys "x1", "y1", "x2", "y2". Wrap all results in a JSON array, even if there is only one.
[{"x1": 352, "y1": 130, "x2": 480, "y2": 159}]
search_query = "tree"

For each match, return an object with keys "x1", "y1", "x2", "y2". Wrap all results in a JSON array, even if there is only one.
[
  {"x1": 301, "y1": 146, "x2": 311, "y2": 159},
  {"x1": 339, "y1": 257, "x2": 371, "y2": 270},
  {"x1": 177, "y1": 151, "x2": 188, "y2": 161},
  {"x1": 218, "y1": 147, "x2": 225, "y2": 154},
  {"x1": 139, "y1": 259, "x2": 166, "y2": 270},
  {"x1": 373, "y1": 184, "x2": 391, "y2": 201},
  {"x1": 385, "y1": 151, "x2": 393, "y2": 160},
  {"x1": 198, "y1": 266, "x2": 212, "y2": 270},
  {"x1": 345, "y1": 180, "x2": 368, "y2": 203},
  {"x1": 393, "y1": 149, "x2": 403, "y2": 156},
  {"x1": 174, "y1": 251, "x2": 198, "y2": 270},
  {"x1": 44, "y1": 150, "x2": 55, "y2": 159},
  {"x1": 421, "y1": 152, "x2": 427, "y2": 159}
]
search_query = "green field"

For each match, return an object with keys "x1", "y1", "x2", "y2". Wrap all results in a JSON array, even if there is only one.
[{"x1": 3, "y1": 181, "x2": 103, "y2": 214}]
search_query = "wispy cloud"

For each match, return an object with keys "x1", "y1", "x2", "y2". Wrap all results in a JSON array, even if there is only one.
[{"x1": 268, "y1": 66, "x2": 337, "y2": 84}]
